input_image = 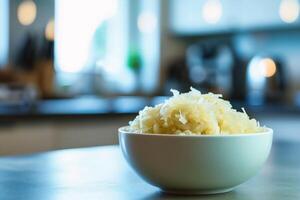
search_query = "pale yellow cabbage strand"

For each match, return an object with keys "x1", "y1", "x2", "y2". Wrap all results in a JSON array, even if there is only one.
[{"x1": 129, "y1": 88, "x2": 265, "y2": 135}]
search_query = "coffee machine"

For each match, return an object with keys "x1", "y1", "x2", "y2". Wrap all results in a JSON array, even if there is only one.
[
  {"x1": 246, "y1": 55, "x2": 286, "y2": 105},
  {"x1": 186, "y1": 40, "x2": 234, "y2": 97}
]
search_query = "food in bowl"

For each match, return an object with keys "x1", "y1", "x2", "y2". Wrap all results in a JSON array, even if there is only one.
[
  {"x1": 119, "y1": 88, "x2": 272, "y2": 194},
  {"x1": 129, "y1": 88, "x2": 266, "y2": 135}
]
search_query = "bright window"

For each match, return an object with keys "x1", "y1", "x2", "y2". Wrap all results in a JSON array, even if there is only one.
[
  {"x1": 0, "y1": 0, "x2": 9, "y2": 66},
  {"x1": 55, "y1": 0, "x2": 160, "y2": 94},
  {"x1": 138, "y1": 0, "x2": 160, "y2": 93},
  {"x1": 55, "y1": 0, "x2": 135, "y2": 92}
]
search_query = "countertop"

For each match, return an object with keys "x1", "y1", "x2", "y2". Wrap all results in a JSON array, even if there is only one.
[
  {"x1": 0, "y1": 142, "x2": 299, "y2": 200},
  {"x1": 0, "y1": 96, "x2": 299, "y2": 120}
]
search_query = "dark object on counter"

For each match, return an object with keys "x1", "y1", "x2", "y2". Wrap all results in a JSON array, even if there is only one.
[
  {"x1": 186, "y1": 40, "x2": 234, "y2": 97},
  {"x1": 231, "y1": 59, "x2": 248, "y2": 100},
  {"x1": 163, "y1": 57, "x2": 191, "y2": 94},
  {"x1": 246, "y1": 56, "x2": 287, "y2": 105},
  {"x1": 16, "y1": 33, "x2": 37, "y2": 71},
  {"x1": 40, "y1": 38, "x2": 54, "y2": 60}
]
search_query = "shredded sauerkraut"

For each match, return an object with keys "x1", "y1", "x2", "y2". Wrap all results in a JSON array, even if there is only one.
[{"x1": 129, "y1": 88, "x2": 265, "y2": 135}]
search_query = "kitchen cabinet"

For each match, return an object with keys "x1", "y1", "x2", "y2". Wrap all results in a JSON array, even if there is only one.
[
  {"x1": 0, "y1": 116, "x2": 132, "y2": 156},
  {"x1": 170, "y1": 0, "x2": 232, "y2": 34},
  {"x1": 236, "y1": 0, "x2": 282, "y2": 29},
  {"x1": 170, "y1": 0, "x2": 300, "y2": 35}
]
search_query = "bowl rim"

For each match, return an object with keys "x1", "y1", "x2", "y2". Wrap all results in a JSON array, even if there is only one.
[{"x1": 118, "y1": 126, "x2": 273, "y2": 138}]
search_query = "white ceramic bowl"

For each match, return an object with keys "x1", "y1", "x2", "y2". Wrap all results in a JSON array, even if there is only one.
[{"x1": 119, "y1": 127, "x2": 273, "y2": 194}]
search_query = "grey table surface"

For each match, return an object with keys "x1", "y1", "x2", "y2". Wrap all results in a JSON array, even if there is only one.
[{"x1": 0, "y1": 142, "x2": 299, "y2": 200}]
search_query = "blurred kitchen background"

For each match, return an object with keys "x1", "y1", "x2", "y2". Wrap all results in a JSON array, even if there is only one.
[{"x1": 0, "y1": 0, "x2": 299, "y2": 155}]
